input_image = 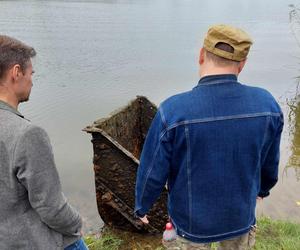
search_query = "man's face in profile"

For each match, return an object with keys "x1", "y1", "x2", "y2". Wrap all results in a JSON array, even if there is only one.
[{"x1": 16, "y1": 60, "x2": 34, "y2": 103}]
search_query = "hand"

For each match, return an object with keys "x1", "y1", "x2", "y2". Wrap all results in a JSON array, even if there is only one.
[
  {"x1": 139, "y1": 215, "x2": 149, "y2": 224},
  {"x1": 256, "y1": 196, "x2": 263, "y2": 201}
]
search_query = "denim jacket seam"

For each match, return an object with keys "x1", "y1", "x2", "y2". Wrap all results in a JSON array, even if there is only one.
[
  {"x1": 175, "y1": 223, "x2": 253, "y2": 238},
  {"x1": 261, "y1": 116, "x2": 271, "y2": 161},
  {"x1": 139, "y1": 143, "x2": 161, "y2": 207},
  {"x1": 159, "y1": 107, "x2": 168, "y2": 129},
  {"x1": 184, "y1": 125, "x2": 193, "y2": 232},
  {"x1": 165, "y1": 112, "x2": 281, "y2": 131},
  {"x1": 198, "y1": 79, "x2": 237, "y2": 86},
  {"x1": 280, "y1": 113, "x2": 284, "y2": 123},
  {"x1": 256, "y1": 115, "x2": 271, "y2": 197},
  {"x1": 139, "y1": 116, "x2": 168, "y2": 206}
]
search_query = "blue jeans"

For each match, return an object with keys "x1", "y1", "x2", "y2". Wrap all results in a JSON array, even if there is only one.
[{"x1": 64, "y1": 239, "x2": 89, "y2": 250}]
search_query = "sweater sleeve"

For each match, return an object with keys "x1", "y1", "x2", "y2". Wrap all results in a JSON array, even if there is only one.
[{"x1": 13, "y1": 125, "x2": 82, "y2": 236}]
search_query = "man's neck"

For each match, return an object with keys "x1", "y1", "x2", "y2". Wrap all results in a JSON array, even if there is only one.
[
  {"x1": 199, "y1": 65, "x2": 239, "y2": 78},
  {"x1": 200, "y1": 70, "x2": 238, "y2": 78},
  {"x1": 0, "y1": 93, "x2": 19, "y2": 110}
]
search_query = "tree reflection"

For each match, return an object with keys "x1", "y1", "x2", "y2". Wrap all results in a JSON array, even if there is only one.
[
  {"x1": 287, "y1": 5, "x2": 300, "y2": 181},
  {"x1": 286, "y1": 80, "x2": 300, "y2": 181}
]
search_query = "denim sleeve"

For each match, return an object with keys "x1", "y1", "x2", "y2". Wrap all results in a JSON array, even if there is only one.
[
  {"x1": 259, "y1": 115, "x2": 284, "y2": 198},
  {"x1": 14, "y1": 125, "x2": 82, "y2": 236},
  {"x1": 135, "y1": 108, "x2": 172, "y2": 217}
]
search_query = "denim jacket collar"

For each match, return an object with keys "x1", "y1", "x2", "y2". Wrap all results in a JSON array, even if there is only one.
[
  {"x1": 0, "y1": 100, "x2": 24, "y2": 118},
  {"x1": 197, "y1": 74, "x2": 238, "y2": 86}
]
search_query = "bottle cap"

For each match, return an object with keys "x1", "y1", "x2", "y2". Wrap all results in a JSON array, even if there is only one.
[{"x1": 166, "y1": 222, "x2": 173, "y2": 230}]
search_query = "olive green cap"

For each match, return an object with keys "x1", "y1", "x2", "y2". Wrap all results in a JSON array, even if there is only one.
[{"x1": 203, "y1": 24, "x2": 253, "y2": 62}]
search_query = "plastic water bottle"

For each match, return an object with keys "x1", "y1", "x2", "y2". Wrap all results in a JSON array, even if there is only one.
[{"x1": 162, "y1": 222, "x2": 177, "y2": 247}]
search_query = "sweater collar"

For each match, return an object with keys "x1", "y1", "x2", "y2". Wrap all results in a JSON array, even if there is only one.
[{"x1": 0, "y1": 100, "x2": 24, "y2": 118}]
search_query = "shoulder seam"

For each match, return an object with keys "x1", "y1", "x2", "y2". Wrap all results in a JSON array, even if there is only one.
[
  {"x1": 159, "y1": 107, "x2": 168, "y2": 128},
  {"x1": 164, "y1": 112, "x2": 281, "y2": 131}
]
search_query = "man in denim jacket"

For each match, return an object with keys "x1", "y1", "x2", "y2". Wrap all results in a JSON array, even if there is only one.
[{"x1": 135, "y1": 25, "x2": 283, "y2": 249}]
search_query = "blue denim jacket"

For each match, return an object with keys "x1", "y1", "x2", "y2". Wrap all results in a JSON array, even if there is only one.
[{"x1": 135, "y1": 74, "x2": 283, "y2": 243}]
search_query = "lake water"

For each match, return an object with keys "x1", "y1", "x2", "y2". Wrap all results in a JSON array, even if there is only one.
[{"x1": 0, "y1": 0, "x2": 299, "y2": 232}]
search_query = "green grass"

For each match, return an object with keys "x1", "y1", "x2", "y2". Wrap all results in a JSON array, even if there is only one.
[
  {"x1": 84, "y1": 233, "x2": 122, "y2": 250},
  {"x1": 84, "y1": 217, "x2": 300, "y2": 250},
  {"x1": 253, "y1": 217, "x2": 300, "y2": 250}
]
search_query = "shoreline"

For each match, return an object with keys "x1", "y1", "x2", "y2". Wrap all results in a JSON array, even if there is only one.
[{"x1": 84, "y1": 216, "x2": 300, "y2": 250}]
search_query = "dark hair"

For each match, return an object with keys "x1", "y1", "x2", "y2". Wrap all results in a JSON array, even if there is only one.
[
  {"x1": 205, "y1": 42, "x2": 240, "y2": 67},
  {"x1": 0, "y1": 35, "x2": 36, "y2": 79}
]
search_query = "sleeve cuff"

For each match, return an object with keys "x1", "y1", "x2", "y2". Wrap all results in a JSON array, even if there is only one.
[
  {"x1": 258, "y1": 190, "x2": 270, "y2": 198},
  {"x1": 135, "y1": 210, "x2": 146, "y2": 218}
]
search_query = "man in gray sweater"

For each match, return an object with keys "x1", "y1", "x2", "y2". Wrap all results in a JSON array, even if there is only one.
[{"x1": 0, "y1": 35, "x2": 88, "y2": 250}]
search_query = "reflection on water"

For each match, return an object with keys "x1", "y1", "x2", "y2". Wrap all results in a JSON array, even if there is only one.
[
  {"x1": 286, "y1": 81, "x2": 300, "y2": 180},
  {"x1": 287, "y1": 5, "x2": 300, "y2": 181},
  {"x1": 254, "y1": 5, "x2": 300, "y2": 222},
  {"x1": 290, "y1": 4, "x2": 300, "y2": 47}
]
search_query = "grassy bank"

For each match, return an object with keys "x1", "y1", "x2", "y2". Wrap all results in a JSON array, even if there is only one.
[
  {"x1": 84, "y1": 217, "x2": 300, "y2": 250},
  {"x1": 253, "y1": 217, "x2": 300, "y2": 250}
]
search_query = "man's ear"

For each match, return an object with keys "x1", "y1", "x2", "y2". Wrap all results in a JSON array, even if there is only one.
[
  {"x1": 237, "y1": 59, "x2": 247, "y2": 74},
  {"x1": 11, "y1": 64, "x2": 22, "y2": 82},
  {"x1": 199, "y1": 48, "x2": 205, "y2": 65}
]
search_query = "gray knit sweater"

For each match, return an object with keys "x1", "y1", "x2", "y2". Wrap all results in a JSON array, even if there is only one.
[{"x1": 0, "y1": 101, "x2": 82, "y2": 250}]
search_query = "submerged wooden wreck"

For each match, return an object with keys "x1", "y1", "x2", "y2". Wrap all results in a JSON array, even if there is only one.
[{"x1": 83, "y1": 96, "x2": 168, "y2": 234}]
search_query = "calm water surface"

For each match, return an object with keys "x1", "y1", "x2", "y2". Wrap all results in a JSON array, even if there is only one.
[{"x1": 0, "y1": 0, "x2": 299, "y2": 232}]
